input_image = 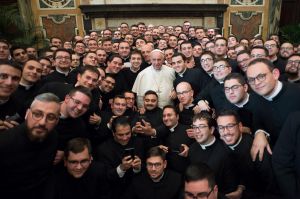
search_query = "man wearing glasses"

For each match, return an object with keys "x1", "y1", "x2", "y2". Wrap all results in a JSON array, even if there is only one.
[
  {"x1": 216, "y1": 110, "x2": 279, "y2": 198},
  {"x1": 0, "y1": 93, "x2": 60, "y2": 198},
  {"x1": 246, "y1": 58, "x2": 300, "y2": 161},
  {"x1": 124, "y1": 146, "x2": 182, "y2": 199},
  {"x1": 283, "y1": 53, "x2": 300, "y2": 83},
  {"x1": 184, "y1": 163, "x2": 226, "y2": 199},
  {"x1": 44, "y1": 138, "x2": 109, "y2": 199},
  {"x1": 188, "y1": 112, "x2": 239, "y2": 197}
]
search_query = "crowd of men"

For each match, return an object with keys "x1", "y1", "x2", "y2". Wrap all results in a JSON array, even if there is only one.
[{"x1": 0, "y1": 20, "x2": 300, "y2": 199}]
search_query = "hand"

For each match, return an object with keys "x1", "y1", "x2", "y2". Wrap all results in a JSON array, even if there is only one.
[
  {"x1": 158, "y1": 145, "x2": 169, "y2": 153},
  {"x1": 178, "y1": 144, "x2": 189, "y2": 157},
  {"x1": 120, "y1": 156, "x2": 133, "y2": 171},
  {"x1": 53, "y1": 150, "x2": 64, "y2": 165},
  {"x1": 186, "y1": 128, "x2": 195, "y2": 139},
  {"x1": 139, "y1": 119, "x2": 155, "y2": 136},
  {"x1": 89, "y1": 113, "x2": 101, "y2": 125},
  {"x1": 225, "y1": 185, "x2": 244, "y2": 199},
  {"x1": 251, "y1": 131, "x2": 272, "y2": 161},
  {"x1": 197, "y1": 100, "x2": 211, "y2": 112},
  {"x1": 241, "y1": 126, "x2": 251, "y2": 134},
  {"x1": 193, "y1": 105, "x2": 202, "y2": 114},
  {"x1": 108, "y1": 115, "x2": 118, "y2": 128},
  {"x1": 131, "y1": 156, "x2": 141, "y2": 170},
  {"x1": 0, "y1": 119, "x2": 19, "y2": 130},
  {"x1": 169, "y1": 89, "x2": 177, "y2": 100},
  {"x1": 138, "y1": 107, "x2": 146, "y2": 115},
  {"x1": 133, "y1": 122, "x2": 144, "y2": 134}
]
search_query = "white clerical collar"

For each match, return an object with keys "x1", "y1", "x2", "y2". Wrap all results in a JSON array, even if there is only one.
[
  {"x1": 59, "y1": 112, "x2": 68, "y2": 119},
  {"x1": 0, "y1": 98, "x2": 9, "y2": 105},
  {"x1": 56, "y1": 67, "x2": 69, "y2": 76},
  {"x1": 229, "y1": 134, "x2": 243, "y2": 150},
  {"x1": 184, "y1": 103, "x2": 195, "y2": 109},
  {"x1": 178, "y1": 68, "x2": 187, "y2": 77},
  {"x1": 234, "y1": 93, "x2": 249, "y2": 108},
  {"x1": 20, "y1": 82, "x2": 33, "y2": 90},
  {"x1": 169, "y1": 123, "x2": 178, "y2": 132},
  {"x1": 199, "y1": 136, "x2": 216, "y2": 150},
  {"x1": 263, "y1": 81, "x2": 283, "y2": 101},
  {"x1": 152, "y1": 172, "x2": 165, "y2": 183},
  {"x1": 130, "y1": 66, "x2": 140, "y2": 73}
]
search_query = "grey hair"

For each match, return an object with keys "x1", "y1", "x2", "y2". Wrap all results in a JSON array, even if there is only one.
[{"x1": 30, "y1": 93, "x2": 60, "y2": 108}]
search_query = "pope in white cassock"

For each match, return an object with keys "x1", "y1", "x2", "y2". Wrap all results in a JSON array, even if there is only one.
[{"x1": 132, "y1": 49, "x2": 175, "y2": 108}]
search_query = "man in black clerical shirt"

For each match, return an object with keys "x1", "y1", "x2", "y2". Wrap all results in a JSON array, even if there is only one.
[
  {"x1": 40, "y1": 48, "x2": 72, "y2": 85},
  {"x1": 44, "y1": 138, "x2": 109, "y2": 199},
  {"x1": 124, "y1": 146, "x2": 182, "y2": 199},
  {"x1": 0, "y1": 60, "x2": 22, "y2": 131},
  {"x1": 0, "y1": 93, "x2": 61, "y2": 199},
  {"x1": 132, "y1": 90, "x2": 163, "y2": 149},
  {"x1": 95, "y1": 116, "x2": 143, "y2": 199},
  {"x1": 12, "y1": 59, "x2": 43, "y2": 118},
  {"x1": 188, "y1": 112, "x2": 239, "y2": 197},
  {"x1": 171, "y1": 53, "x2": 209, "y2": 96},
  {"x1": 273, "y1": 112, "x2": 300, "y2": 199},
  {"x1": 184, "y1": 163, "x2": 227, "y2": 199},
  {"x1": 53, "y1": 86, "x2": 92, "y2": 165},
  {"x1": 176, "y1": 81, "x2": 196, "y2": 125},
  {"x1": 157, "y1": 105, "x2": 193, "y2": 173},
  {"x1": 246, "y1": 58, "x2": 300, "y2": 161},
  {"x1": 216, "y1": 110, "x2": 279, "y2": 198}
]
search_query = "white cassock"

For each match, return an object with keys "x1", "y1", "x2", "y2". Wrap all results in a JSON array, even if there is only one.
[{"x1": 132, "y1": 65, "x2": 175, "y2": 108}]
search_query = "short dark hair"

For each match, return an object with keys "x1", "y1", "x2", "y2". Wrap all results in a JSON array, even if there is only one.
[
  {"x1": 184, "y1": 163, "x2": 216, "y2": 189},
  {"x1": 107, "y1": 54, "x2": 124, "y2": 64},
  {"x1": 237, "y1": 49, "x2": 250, "y2": 57},
  {"x1": 247, "y1": 58, "x2": 275, "y2": 72},
  {"x1": 68, "y1": 86, "x2": 92, "y2": 101},
  {"x1": 215, "y1": 37, "x2": 228, "y2": 46},
  {"x1": 10, "y1": 45, "x2": 26, "y2": 57},
  {"x1": 172, "y1": 52, "x2": 186, "y2": 62},
  {"x1": 0, "y1": 60, "x2": 22, "y2": 72},
  {"x1": 216, "y1": 109, "x2": 240, "y2": 124},
  {"x1": 214, "y1": 57, "x2": 231, "y2": 68},
  {"x1": 144, "y1": 90, "x2": 158, "y2": 98},
  {"x1": 64, "y1": 137, "x2": 92, "y2": 158},
  {"x1": 146, "y1": 146, "x2": 166, "y2": 161},
  {"x1": 192, "y1": 111, "x2": 215, "y2": 128},
  {"x1": 200, "y1": 51, "x2": 215, "y2": 60},
  {"x1": 130, "y1": 50, "x2": 142, "y2": 59},
  {"x1": 224, "y1": 73, "x2": 247, "y2": 85},
  {"x1": 79, "y1": 65, "x2": 100, "y2": 77},
  {"x1": 53, "y1": 48, "x2": 71, "y2": 60},
  {"x1": 111, "y1": 116, "x2": 130, "y2": 133},
  {"x1": 180, "y1": 41, "x2": 192, "y2": 49},
  {"x1": 163, "y1": 105, "x2": 179, "y2": 115}
]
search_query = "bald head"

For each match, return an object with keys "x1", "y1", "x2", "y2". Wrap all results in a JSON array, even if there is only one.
[{"x1": 176, "y1": 81, "x2": 194, "y2": 106}]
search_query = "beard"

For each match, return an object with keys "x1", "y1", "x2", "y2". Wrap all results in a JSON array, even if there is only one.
[{"x1": 26, "y1": 125, "x2": 49, "y2": 143}]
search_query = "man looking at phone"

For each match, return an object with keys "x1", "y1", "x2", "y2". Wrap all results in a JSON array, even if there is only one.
[
  {"x1": 124, "y1": 146, "x2": 182, "y2": 199},
  {"x1": 95, "y1": 116, "x2": 143, "y2": 199}
]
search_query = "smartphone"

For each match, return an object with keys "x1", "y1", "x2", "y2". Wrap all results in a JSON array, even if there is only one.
[
  {"x1": 5, "y1": 114, "x2": 20, "y2": 122},
  {"x1": 123, "y1": 147, "x2": 135, "y2": 159},
  {"x1": 138, "y1": 115, "x2": 147, "y2": 123},
  {"x1": 170, "y1": 146, "x2": 184, "y2": 154}
]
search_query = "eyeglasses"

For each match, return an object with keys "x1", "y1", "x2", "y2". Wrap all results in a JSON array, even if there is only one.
[
  {"x1": 184, "y1": 188, "x2": 213, "y2": 199},
  {"x1": 264, "y1": 44, "x2": 277, "y2": 48},
  {"x1": 200, "y1": 58, "x2": 213, "y2": 63},
  {"x1": 224, "y1": 84, "x2": 243, "y2": 93},
  {"x1": 281, "y1": 47, "x2": 293, "y2": 51},
  {"x1": 30, "y1": 109, "x2": 59, "y2": 123},
  {"x1": 287, "y1": 60, "x2": 300, "y2": 65},
  {"x1": 67, "y1": 159, "x2": 90, "y2": 167},
  {"x1": 213, "y1": 64, "x2": 228, "y2": 71},
  {"x1": 247, "y1": 73, "x2": 268, "y2": 85},
  {"x1": 70, "y1": 97, "x2": 90, "y2": 109},
  {"x1": 176, "y1": 90, "x2": 191, "y2": 96},
  {"x1": 251, "y1": 54, "x2": 265, "y2": 59},
  {"x1": 55, "y1": 56, "x2": 70, "y2": 60},
  {"x1": 191, "y1": 125, "x2": 209, "y2": 131},
  {"x1": 218, "y1": 123, "x2": 237, "y2": 133},
  {"x1": 146, "y1": 162, "x2": 162, "y2": 168}
]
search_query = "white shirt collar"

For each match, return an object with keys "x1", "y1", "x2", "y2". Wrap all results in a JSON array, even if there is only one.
[
  {"x1": 178, "y1": 68, "x2": 187, "y2": 77},
  {"x1": 169, "y1": 123, "x2": 178, "y2": 132},
  {"x1": 184, "y1": 103, "x2": 195, "y2": 109},
  {"x1": 263, "y1": 81, "x2": 283, "y2": 101},
  {"x1": 234, "y1": 93, "x2": 249, "y2": 108},
  {"x1": 56, "y1": 67, "x2": 69, "y2": 76},
  {"x1": 229, "y1": 134, "x2": 243, "y2": 150},
  {"x1": 152, "y1": 172, "x2": 165, "y2": 183},
  {"x1": 20, "y1": 82, "x2": 33, "y2": 90},
  {"x1": 0, "y1": 98, "x2": 9, "y2": 105},
  {"x1": 199, "y1": 137, "x2": 216, "y2": 150}
]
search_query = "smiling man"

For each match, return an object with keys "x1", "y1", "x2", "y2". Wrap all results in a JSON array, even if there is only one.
[
  {"x1": 44, "y1": 138, "x2": 109, "y2": 199},
  {"x1": 0, "y1": 93, "x2": 60, "y2": 198},
  {"x1": 124, "y1": 146, "x2": 182, "y2": 199}
]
